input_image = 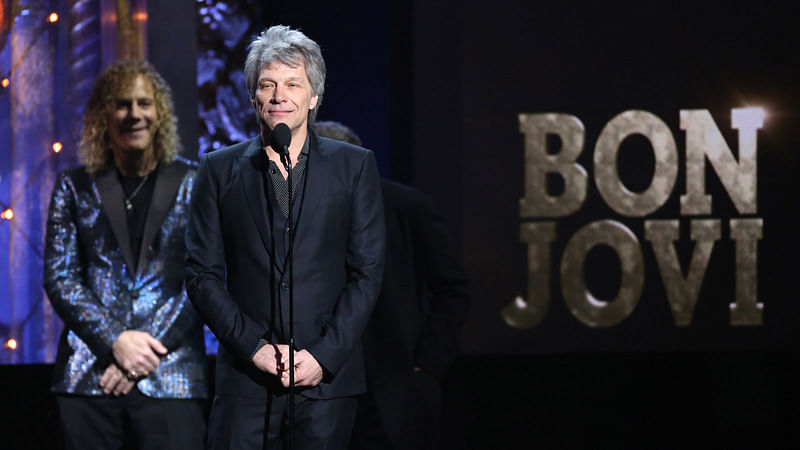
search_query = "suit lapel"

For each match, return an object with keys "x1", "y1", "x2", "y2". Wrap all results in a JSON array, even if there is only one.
[
  {"x1": 240, "y1": 137, "x2": 282, "y2": 275},
  {"x1": 95, "y1": 168, "x2": 137, "y2": 276},
  {"x1": 294, "y1": 133, "x2": 330, "y2": 242},
  {"x1": 136, "y1": 161, "x2": 188, "y2": 274}
]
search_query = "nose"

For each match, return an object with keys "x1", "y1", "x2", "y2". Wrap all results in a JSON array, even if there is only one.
[
  {"x1": 271, "y1": 85, "x2": 286, "y2": 103},
  {"x1": 129, "y1": 101, "x2": 143, "y2": 120}
]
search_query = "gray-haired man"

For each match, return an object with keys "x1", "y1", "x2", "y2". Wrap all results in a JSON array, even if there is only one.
[{"x1": 186, "y1": 25, "x2": 385, "y2": 449}]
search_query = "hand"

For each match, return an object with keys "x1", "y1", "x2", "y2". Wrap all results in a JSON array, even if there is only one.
[
  {"x1": 281, "y1": 349, "x2": 323, "y2": 388},
  {"x1": 253, "y1": 344, "x2": 290, "y2": 376},
  {"x1": 112, "y1": 330, "x2": 167, "y2": 376},
  {"x1": 99, "y1": 364, "x2": 136, "y2": 396}
]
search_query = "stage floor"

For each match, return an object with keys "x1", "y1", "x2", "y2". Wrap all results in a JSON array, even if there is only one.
[{"x1": 2, "y1": 352, "x2": 797, "y2": 449}]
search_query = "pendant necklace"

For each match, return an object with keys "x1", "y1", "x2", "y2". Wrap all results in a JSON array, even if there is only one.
[{"x1": 124, "y1": 174, "x2": 149, "y2": 212}]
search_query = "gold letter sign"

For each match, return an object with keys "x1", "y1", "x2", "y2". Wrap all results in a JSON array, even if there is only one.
[{"x1": 505, "y1": 108, "x2": 763, "y2": 329}]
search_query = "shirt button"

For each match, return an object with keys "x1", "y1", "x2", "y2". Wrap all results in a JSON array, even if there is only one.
[
  {"x1": 285, "y1": 226, "x2": 290, "y2": 233},
  {"x1": 281, "y1": 282, "x2": 289, "y2": 290}
]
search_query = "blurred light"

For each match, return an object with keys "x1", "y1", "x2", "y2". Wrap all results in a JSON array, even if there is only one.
[
  {"x1": 47, "y1": 12, "x2": 59, "y2": 23},
  {"x1": 732, "y1": 107, "x2": 765, "y2": 129},
  {"x1": 5, "y1": 339, "x2": 17, "y2": 350},
  {"x1": 133, "y1": 12, "x2": 147, "y2": 21},
  {"x1": 1, "y1": 208, "x2": 13, "y2": 220},
  {"x1": 1, "y1": 77, "x2": 9, "y2": 88},
  {"x1": 52, "y1": 141, "x2": 63, "y2": 153}
]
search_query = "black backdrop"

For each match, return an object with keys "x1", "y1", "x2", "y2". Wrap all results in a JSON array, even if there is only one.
[
  {"x1": 4, "y1": 2, "x2": 799, "y2": 449},
  {"x1": 428, "y1": 1, "x2": 800, "y2": 354}
]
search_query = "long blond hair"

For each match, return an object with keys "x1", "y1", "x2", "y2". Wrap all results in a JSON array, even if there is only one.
[{"x1": 79, "y1": 60, "x2": 180, "y2": 171}]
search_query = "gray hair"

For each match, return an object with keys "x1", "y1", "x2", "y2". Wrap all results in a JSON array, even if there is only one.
[{"x1": 244, "y1": 25, "x2": 326, "y2": 124}]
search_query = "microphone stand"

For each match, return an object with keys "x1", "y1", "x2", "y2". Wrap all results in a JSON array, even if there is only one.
[{"x1": 279, "y1": 147, "x2": 296, "y2": 450}]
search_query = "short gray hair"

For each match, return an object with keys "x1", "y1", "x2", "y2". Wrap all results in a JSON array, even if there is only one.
[{"x1": 244, "y1": 25, "x2": 326, "y2": 124}]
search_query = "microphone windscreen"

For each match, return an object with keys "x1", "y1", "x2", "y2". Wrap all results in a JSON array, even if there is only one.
[{"x1": 270, "y1": 123, "x2": 292, "y2": 156}]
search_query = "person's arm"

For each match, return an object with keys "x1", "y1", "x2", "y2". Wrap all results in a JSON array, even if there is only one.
[
  {"x1": 411, "y1": 192, "x2": 470, "y2": 379},
  {"x1": 43, "y1": 172, "x2": 128, "y2": 366},
  {"x1": 185, "y1": 152, "x2": 268, "y2": 365},
  {"x1": 138, "y1": 289, "x2": 203, "y2": 353},
  {"x1": 305, "y1": 150, "x2": 386, "y2": 379}
]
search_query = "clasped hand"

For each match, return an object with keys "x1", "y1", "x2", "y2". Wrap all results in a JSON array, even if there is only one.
[
  {"x1": 112, "y1": 330, "x2": 167, "y2": 378},
  {"x1": 252, "y1": 344, "x2": 323, "y2": 387}
]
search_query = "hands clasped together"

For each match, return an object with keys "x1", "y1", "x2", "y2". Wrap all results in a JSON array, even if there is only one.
[
  {"x1": 253, "y1": 344, "x2": 324, "y2": 388},
  {"x1": 100, "y1": 330, "x2": 167, "y2": 396}
]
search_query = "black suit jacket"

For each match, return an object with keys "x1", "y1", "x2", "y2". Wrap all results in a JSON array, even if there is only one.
[
  {"x1": 185, "y1": 134, "x2": 385, "y2": 400},
  {"x1": 362, "y1": 180, "x2": 469, "y2": 449}
]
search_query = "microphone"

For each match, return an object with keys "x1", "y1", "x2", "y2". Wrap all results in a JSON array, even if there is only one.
[{"x1": 270, "y1": 123, "x2": 292, "y2": 166}]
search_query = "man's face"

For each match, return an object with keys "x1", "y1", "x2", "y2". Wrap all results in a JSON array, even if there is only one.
[
  {"x1": 107, "y1": 74, "x2": 158, "y2": 158},
  {"x1": 253, "y1": 61, "x2": 319, "y2": 136}
]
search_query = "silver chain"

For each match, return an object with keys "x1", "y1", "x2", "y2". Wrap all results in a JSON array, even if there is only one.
[{"x1": 124, "y1": 173, "x2": 150, "y2": 212}]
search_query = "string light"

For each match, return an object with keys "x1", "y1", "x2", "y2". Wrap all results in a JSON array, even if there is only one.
[
  {"x1": 1, "y1": 208, "x2": 13, "y2": 220},
  {"x1": 47, "y1": 12, "x2": 59, "y2": 23},
  {"x1": 52, "y1": 142, "x2": 63, "y2": 153},
  {"x1": 4, "y1": 339, "x2": 17, "y2": 350}
]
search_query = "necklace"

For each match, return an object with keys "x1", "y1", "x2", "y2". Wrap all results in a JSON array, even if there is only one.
[{"x1": 124, "y1": 174, "x2": 149, "y2": 212}]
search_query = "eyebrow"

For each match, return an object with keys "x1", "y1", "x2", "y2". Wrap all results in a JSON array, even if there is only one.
[
  {"x1": 114, "y1": 96, "x2": 155, "y2": 103},
  {"x1": 258, "y1": 76, "x2": 306, "y2": 83}
]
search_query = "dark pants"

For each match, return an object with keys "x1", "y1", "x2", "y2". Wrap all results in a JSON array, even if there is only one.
[
  {"x1": 207, "y1": 393, "x2": 357, "y2": 450},
  {"x1": 349, "y1": 392, "x2": 394, "y2": 450},
  {"x1": 55, "y1": 388, "x2": 206, "y2": 450}
]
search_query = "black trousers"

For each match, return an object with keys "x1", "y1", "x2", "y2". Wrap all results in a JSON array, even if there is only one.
[
  {"x1": 349, "y1": 392, "x2": 394, "y2": 450},
  {"x1": 207, "y1": 392, "x2": 357, "y2": 450},
  {"x1": 55, "y1": 388, "x2": 205, "y2": 450}
]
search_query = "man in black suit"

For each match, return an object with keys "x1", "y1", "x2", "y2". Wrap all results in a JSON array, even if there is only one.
[
  {"x1": 185, "y1": 26, "x2": 385, "y2": 449},
  {"x1": 313, "y1": 121, "x2": 470, "y2": 450}
]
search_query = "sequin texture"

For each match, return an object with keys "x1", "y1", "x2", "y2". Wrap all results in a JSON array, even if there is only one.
[{"x1": 43, "y1": 158, "x2": 208, "y2": 398}]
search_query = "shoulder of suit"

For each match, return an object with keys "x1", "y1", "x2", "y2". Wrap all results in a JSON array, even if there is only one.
[
  {"x1": 316, "y1": 135, "x2": 373, "y2": 158},
  {"x1": 58, "y1": 165, "x2": 90, "y2": 179},
  {"x1": 204, "y1": 137, "x2": 258, "y2": 161},
  {"x1": 380, "y1": 179, "x2": 432, "y2": 210},
  {"x1": 170, "y1": 156, "x2": 199, "y2": 175},
  {"x1": 172, "y1": 155, "x2": 199, "y2": 168},
  {"x1": 54, "y1": 166, "x2": 92, "y2": 189}
]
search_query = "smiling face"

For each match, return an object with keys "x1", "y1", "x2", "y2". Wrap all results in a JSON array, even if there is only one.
[
  {"x1": 253, "y1": 61, "x2": 319, "y2": 139},
  {"x1": 107, "y1": 74, "x2": 158, "y2": 161}
]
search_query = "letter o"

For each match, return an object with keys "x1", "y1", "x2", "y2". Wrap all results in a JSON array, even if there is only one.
[
  {"x1": 594, "y1": 110, "x2": 678, "y2": 217},
  {"x1": 561, "y1": 220, "x2": 644, "y2": 327}
]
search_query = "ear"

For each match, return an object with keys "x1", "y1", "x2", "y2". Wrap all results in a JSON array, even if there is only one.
[{"x1": 309, "y1": 95, "x2": 319, "y2": 111}]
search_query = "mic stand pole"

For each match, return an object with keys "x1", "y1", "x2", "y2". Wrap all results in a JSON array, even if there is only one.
[{"x1": 281, "y1": 149, "x2": 296, "y2": 450}]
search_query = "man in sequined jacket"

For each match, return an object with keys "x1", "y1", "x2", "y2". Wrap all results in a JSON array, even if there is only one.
[{"x1": 43, "y1": 60, "x2": 207, "y2": 450}]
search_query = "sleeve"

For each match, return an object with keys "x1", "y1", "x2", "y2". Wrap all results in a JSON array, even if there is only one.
[
  {"x1": 411, "y1": 191, "x2": 470, "y2": 379},
  {"x1": 306, "y1": 151, "x2": 386, "y2": 378},
  {"x1": 140, "y1": 290, "x2": 203, "y2": 352},
  {"x1": 43, "y1": 172, "x2": 127, "y2": 365},
  {"x1": 184, "y1": 153, "x2": 267, "y2": 364}
]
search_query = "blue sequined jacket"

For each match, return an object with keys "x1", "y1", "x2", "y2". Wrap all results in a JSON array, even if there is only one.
[{"x1": 43, "y1": 158, "x2": 208, "y2": 398}]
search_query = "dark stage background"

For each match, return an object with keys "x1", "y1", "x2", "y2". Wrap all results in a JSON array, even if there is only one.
[
  {"x1": 2, "y1": 1, "x2": 800, "y2": 448},
  {"x1": 451, "y1": 2, "x2": 800, "y2": 353}
]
